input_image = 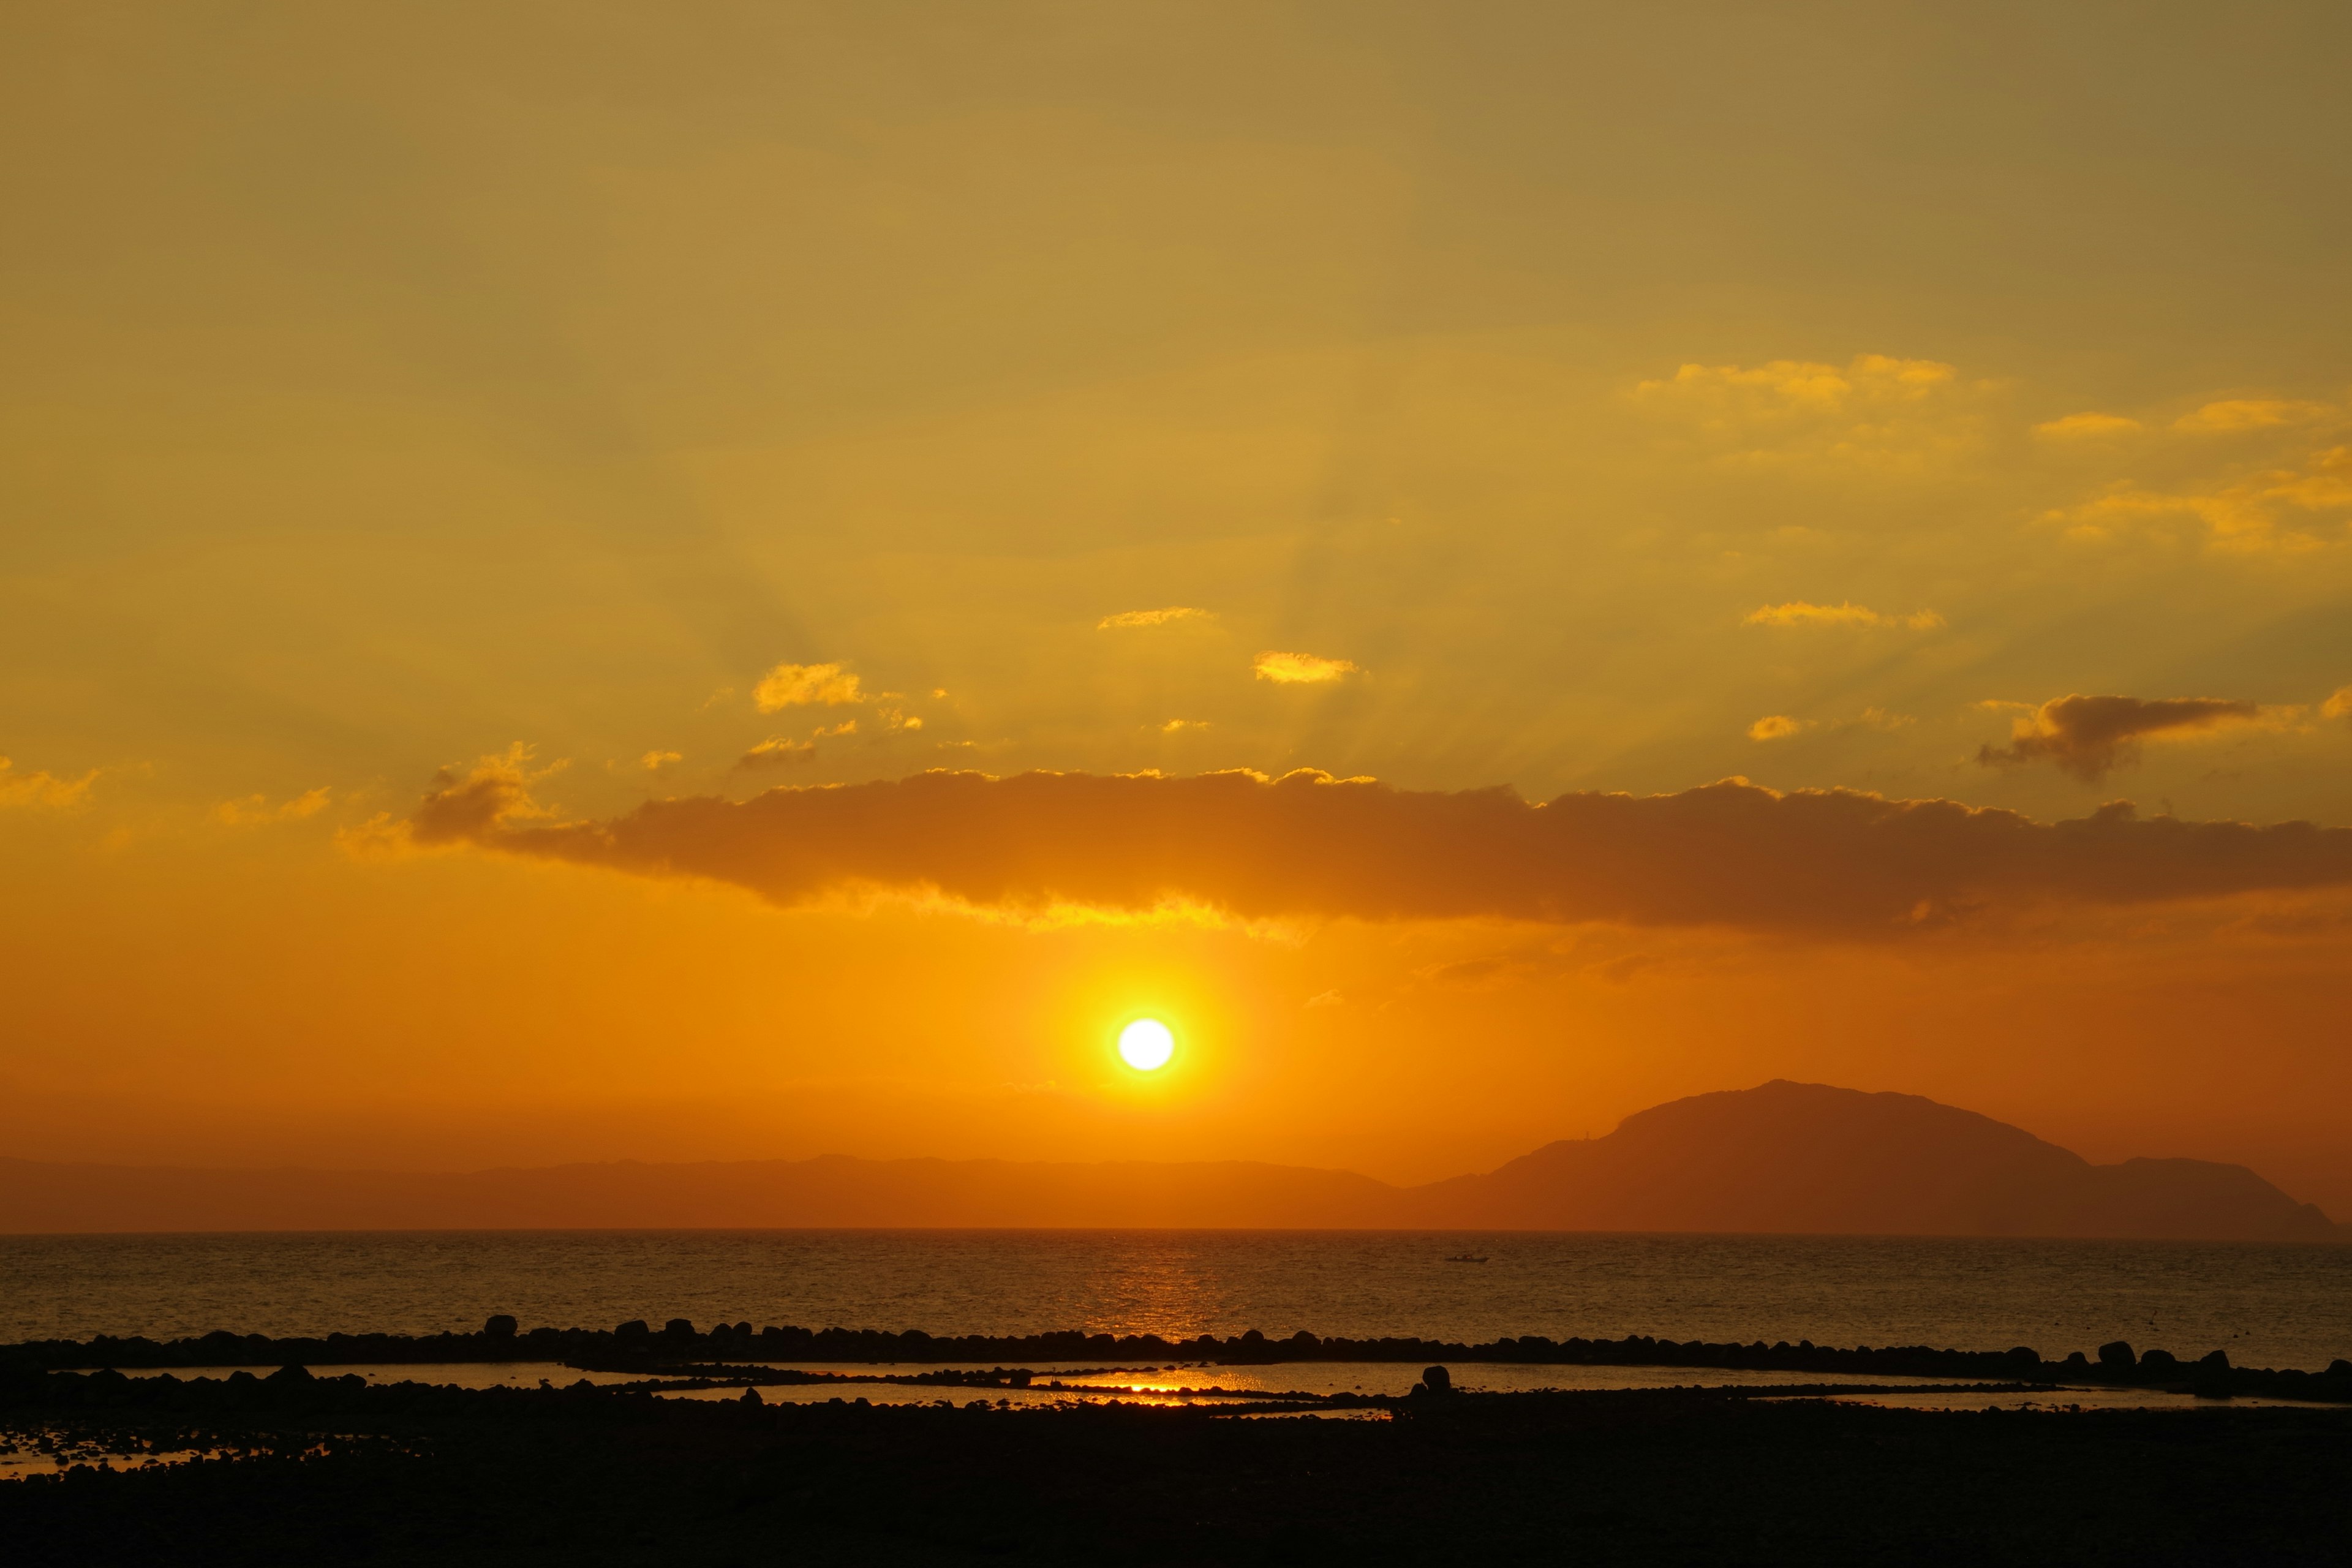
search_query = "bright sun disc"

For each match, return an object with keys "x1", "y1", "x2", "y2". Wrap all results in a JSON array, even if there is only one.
[{"x1": 1117, "y1": 1019, "x2": 1175, "y2": 1071}]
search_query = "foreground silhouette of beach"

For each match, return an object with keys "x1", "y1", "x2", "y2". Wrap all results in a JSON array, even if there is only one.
[{"x1": 10, "y1": 1314, "x2": 2352, "y2": 1564}]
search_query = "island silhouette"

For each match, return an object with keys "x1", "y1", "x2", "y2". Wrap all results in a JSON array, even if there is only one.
[{"x1": 2, "y1": 1082, "x2": 2337, "y2": 1240}]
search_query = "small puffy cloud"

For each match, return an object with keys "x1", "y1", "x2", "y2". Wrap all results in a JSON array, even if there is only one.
[
  {"x1": 736, "y1": 738, "x2": 816, "y2": 771},
  {"x1": 1098, "y1": 607, "x2": 1214, "y2": 630},
  {"x1": 641, "y1": 751, "x2": 682, "y2": 772},
  {"x1": 351, "y1": 744, "x2": 560, "y2": 854},
  {"x1": 1254, "y1": 651, "x2": 1360, "y2": 684},
  {"x1": 814, "y1": 720, "x2": 858, "y2": 739},
  {"x1": 214, "y1": 786, "x2": 331, "y2": 826},
  {"x1": 2035, "y1": 412, "x2": 2143, "y2": 439},
  {"x1": 2323, "y1": 686, "x2": 2352, "y2": 722},
  {"x1": 1977, "y1": 695, "x2": 2261, "y2": 782},
  {"x1": 1158, "y1": 719, "x2": 1210, "y2": 734},
  {"x1": 753, "y1": 662, "x2": 863, "y2": 711},
  {"x1": 2174, "y1": 399, "x2": 2331, "y2": 432},
  {"x1": 403, "y1": 766, "x2": 2352, "y2": 937},
  {"x1": 1744, "y1": 601, "x2": 1944, "y2": 630},
  {"x1": 0, "y1": 758, "x2": 96, "y2": 809},
  {"x1": 1748, "y1": 715, "x2": 1812, "y2": 741}
]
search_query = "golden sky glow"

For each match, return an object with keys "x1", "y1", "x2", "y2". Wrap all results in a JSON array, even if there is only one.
[{"x1": 4, "y1": 2, "x2": 2352, "y2": 1212}]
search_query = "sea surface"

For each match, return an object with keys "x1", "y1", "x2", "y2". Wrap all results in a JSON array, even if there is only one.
[{"x1": 7, "y1": 1230, "x2": 2351, "y2": 1371}]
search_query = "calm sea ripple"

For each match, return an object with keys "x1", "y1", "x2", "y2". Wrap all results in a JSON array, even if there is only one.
[{"x1": 5, "y1": 1230, "x2": 2348, "y2": 1370}]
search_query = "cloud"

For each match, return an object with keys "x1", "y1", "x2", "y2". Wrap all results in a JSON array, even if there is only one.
[
  {"x1": 1632, "y1": 353, "x2": 1981, "y2": 473},
  {"x1": 2046, "y1": 445, "x2": 2352, "y2": 551},
  {"x1": 2323, "y1": 687, "x2": 2352, "y2": 722},
  {"x1": 1254, "y1": 651, "x2": 1360, "y2": 684},
  {"x1": 1637, "y1": 354, "x2": 1956, "y2": 412},
  {"x1": 641, "y1": 751, "x2": 682, "y2": 772},
  {"x1": 0, "y1": 758, "x2": 96, "y2": 809},
  {"x1": 813, "y1": 720, "x2": 858, "y2": 739},
  {"x1": 736, "y1": 738, "x2": 816, "y2": 771},
  {"x1": 1158, "y1": 719, "x2": 1210, "y2": 734},
  {"x1": 753, "y1": 662, "x2": 863, "y2": 711},
  {"x1": 1744, "y1": 601, "x2": 1945, "y2": 630},
  {"x1": 1747, "y1": 715, "x2": 1811, "y2": 741},
  {"x1": 1, "y1": 761, "x2": 94, "y2": 809},
  {"x1": 401, "y1": 764, "x2": 2352, "y2": 937},
  {"x1": 1305, "y1": 990, "x2": 1344, "y2": 1008},
  {"x1": 2035, "y1": 413, "x2": 2143, "y2": 439},
  {"x1": 1098, "y1": 607, "x2": 1214, "y2": 629},
  {"x1": 214, "y1": 787, "x2": 331, "y2": 826},
  {"x1": 2174, "y1": 399, "x2": 2331, "y2": 432},
  {"x1": 1977, "y1": 695, "x2": 2261, "y2": 782}
]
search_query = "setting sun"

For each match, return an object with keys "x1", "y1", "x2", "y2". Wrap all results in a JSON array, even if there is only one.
[{"x1": 1117, "y1": 1019, "x2": 1175, "y2": 1072}]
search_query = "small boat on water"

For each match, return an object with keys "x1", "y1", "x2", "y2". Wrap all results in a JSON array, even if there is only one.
[{"x1": 1443, "y1": 1253, "x2": 1488, "y2": 1264}]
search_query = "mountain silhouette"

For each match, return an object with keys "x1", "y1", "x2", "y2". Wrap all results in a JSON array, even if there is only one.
[
  {"x1": 0, "y1": 1082, "x2": 2335, "y2": 1240},
  {"x1": 1404, "y1": 1081, "x2": 2339, "y2": 1239}
]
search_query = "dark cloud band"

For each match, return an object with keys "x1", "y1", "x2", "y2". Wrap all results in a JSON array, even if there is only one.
[{"x1": 407, "y1": 764, "x2": 2352, "y2": 935}]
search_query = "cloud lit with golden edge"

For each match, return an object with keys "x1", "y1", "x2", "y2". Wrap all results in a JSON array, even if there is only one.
[
  {"x1": 401, "y1": 762, "x2": 2352, "y2": 938},
  {"x1": 1747, "y1": 716, "x2": 1810, "y2": 742},
  {"x1": 1254, "y1": 652, "x2": 1360, "y2": 684},
  {"x1": 1977, "y1": 695, "x2": 2262, "y2": 782},
  {"x1": 1098, "y1": 607, "x2": 1213, "y2": 629},
  {"x1": 753, "y1": 662, "x2": 864, "y2": 711}
]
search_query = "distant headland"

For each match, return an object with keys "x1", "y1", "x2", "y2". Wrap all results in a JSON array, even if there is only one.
[{"x1": 1, "y1": 1082, "x2": 2337, "y2": 1241}]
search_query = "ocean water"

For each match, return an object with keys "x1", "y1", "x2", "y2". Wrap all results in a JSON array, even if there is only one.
[{"x1": 7, "y1": 1230, "x2": 2350, "y2": 1372}]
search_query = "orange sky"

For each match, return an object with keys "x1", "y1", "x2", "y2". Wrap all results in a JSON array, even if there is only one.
[{"x1": 4, "y1": 2, "x2": 2351, "y2": 1212}]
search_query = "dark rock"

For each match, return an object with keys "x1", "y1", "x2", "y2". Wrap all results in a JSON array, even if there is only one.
[
  {"x1": 740, "y1": 1386, "x2": 763, "y2": 1405},
  {"x1": 265, "y1": 1364, "x2": 312, "y2": 1385},
  {"x1": 663, "y1": 1319, "x2": 696, "y2": 1340},
  {"x1": 2139, "y1": 1349, "x2": 2179, "y2": 1375},
  {"x1": 616, "y1": 1320, "x2": 650, "y2": 1340},
  {"x1": 2191, "y1": 1350, "x2": 2233, "y2": 1400},
  {"x1": 1421, "y1": 1365, "x2": 1453, "y2": 1395},
  {"x1": 2328, "y1": 1360, "x2": 2352, "y2": 1378},
  {"x1": 2097, "y1": 1341, "x2": 2135, "y2": 1369},
  {"x1": 484, "y1": 1314, "x2": 518, "y2": 1339}
]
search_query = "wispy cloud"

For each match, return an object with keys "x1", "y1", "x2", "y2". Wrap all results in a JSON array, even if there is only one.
[
  {"x1": 1632, "y1": 353, "x2": 1980, "y2": 472},
  {"x1": 1744, "y1": 601, "x2": 1944, "y2": 630},
  {"x1": 2174, "y1": 399, "x2": 2332, "y2": 432},
  {"x1": 1977, "y1": 695, "x2": 2261, "y2": 782},
  {"x1": 641, "y1": 750, "x2": 682, "y2": 772},
  {"x1": 1158, "y1": 719, "x2": 1211, "y2": 734},
  {"x1": 1748, "y1": 715, "x2": 1811, "y2": 741},
  {"x1": 2035, "y1": 412, "x2": 2143, "y2": 439},
  {"x1": 735, "y1": 738, "x2": 816, "y2": 771},
  {"x1": 1254, "y1": 651, "x2": 1360, "y2": 684},
  {"x1": 2045, "y1": 445, "x2": 2352, "y2": 551},
  {"x1": 2322, "y1": 687, "x2": 2352, "y2": 722},
  {"x1": 1098, "y1": 607, "x2": 1214, "y2": 630},
  {"x1": 214, "y1": 787, "x2": 331, "y2": 826},
  {"x1": 753, "y1": 662, "x2": 864, "y2": 711},
  {"x1": 0, "y1": 758, "x2": 96, "y2": 809}
]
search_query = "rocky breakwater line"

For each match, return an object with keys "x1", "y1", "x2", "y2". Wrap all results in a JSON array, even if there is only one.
[{"x1": 12, "y1": 1316, "x2": 2352, "y2": 1403}]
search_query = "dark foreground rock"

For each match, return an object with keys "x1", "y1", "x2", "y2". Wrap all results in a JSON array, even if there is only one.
[{"x1": 4, "y1": 1368, "x2": 2351, "y2": 1566}]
